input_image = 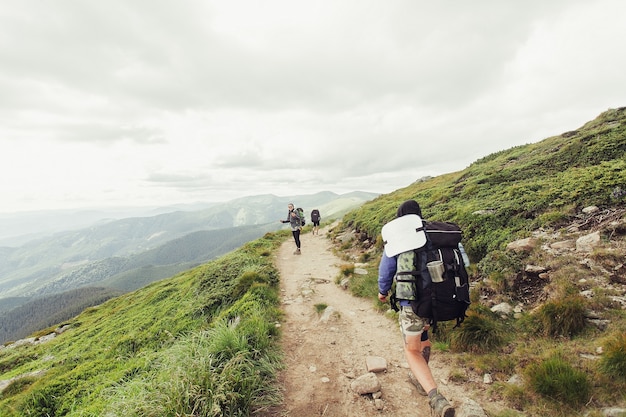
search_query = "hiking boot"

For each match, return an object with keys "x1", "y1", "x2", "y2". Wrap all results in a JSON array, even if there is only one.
[
  {"x1": 429, "y1": 393, "x2": 455, "y2": 417},
  {"x1": 408, "y1": 371, "x2": 427, "y2": 396},
  {"x1": 293, "y1": 248, "x2": 301, "y2": 255}
]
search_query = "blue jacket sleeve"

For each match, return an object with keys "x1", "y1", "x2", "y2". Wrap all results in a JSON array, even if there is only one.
[{"x1": 378, "y1": 252, "x2": 396, "y2": 295}]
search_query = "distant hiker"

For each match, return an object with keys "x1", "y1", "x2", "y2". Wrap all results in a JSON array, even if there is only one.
[
  {"x1": 378, "y1": 199, "x2": 463, "y2": 417},
  {"x1": 280, "y1": 202, "x2": 303, "y2": 255},
  {"x1": 310, "y1": 209, "x2": 321, "y2": 235}
]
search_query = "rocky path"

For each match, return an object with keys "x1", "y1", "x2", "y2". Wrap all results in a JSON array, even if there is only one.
[{"x1": 269, "y1": 226, "x2": 481, "y2": 417}]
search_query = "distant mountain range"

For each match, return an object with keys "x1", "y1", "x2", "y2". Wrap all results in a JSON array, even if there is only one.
[{"x1": 0, "y1": 191, "x2": 378, "y2": 343}]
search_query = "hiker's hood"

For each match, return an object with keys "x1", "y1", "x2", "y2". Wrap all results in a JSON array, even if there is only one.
[{"x1": 396, "y1": 200, "x2": 422, "y2": 218}]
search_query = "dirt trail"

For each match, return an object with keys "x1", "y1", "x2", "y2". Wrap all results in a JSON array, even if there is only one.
[{"x1": 269, "y1": 226, "x2": 471, "y2": 417}]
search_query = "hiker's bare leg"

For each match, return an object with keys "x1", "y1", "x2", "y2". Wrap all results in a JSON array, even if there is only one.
[
  {"x1": 405, "y1": 334, "x2": 437, "y2": 393},
  {"x1": 421, "y1": 338, "x2": 432, "y2": 362}
]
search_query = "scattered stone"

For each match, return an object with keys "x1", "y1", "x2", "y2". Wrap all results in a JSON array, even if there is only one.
[
  {"x1": 483, "y1": 373, "x2": 493, "y2": 384},
  {"x1": 472, "y1": 209, "x2": 496, "y2": 215},
  {"x1": 582, "y1": 205, "x2": 600, "y2": 214},
  {"x1": 506, "y1": 237, "x2": 539, "y2": 252},
  {"x1": 458, "y1": 397, "x2": 488, "y2": 417},
  {"x1": 550, "y1": 239, "x2": 576, "y2": 250},
  {"x1": 576, "y1": 231, "x2": 601, "y2": 252},
  {"x1": 350, "y1": 372, "x2": 381, "y2": 395},
  {"x1": 35, "y1": 333, "x2": 56, "y2": 344},
  {"x1": 55, "y1": 324, "x2": 71, "y2": 334},
  {"x1": 491, "y1": 303, "x2": 513, "y2": 316},
  {"x1": 507, "y1": 374, "x2": 523, "y2": 386},
  {"x1": 319, "y1": 306, "x2": 336, "y2": 323},
  {"x1": 10, "y1": 337, "x2": 36, "y2": 348},
  {"x1": 374, "y1": 398, "x2": 384, "y2": 410},
  {"x1": 584, "y1": 310, "x2": 602, "y2": 319},
  {"x1": 580, "y1": 354, "x2": 599, "y2": 360},
  {"x1": 580, "y1": 289, "x2": 595, "y2": 299},
  {"x1": 320, "y1": 377, "x2": 330, "y2": 383},
  {"x1": 525, "y1": 264, "x2": 547, "y2": 274},
  {"x1": 602, "y1": 407, "x2": 626, "y2": 417},
  {"x1": 586, "y1": 319, "x2": 610, "y2": 331},
  {"x1": 354, "y1": 268, "x2": 368, "y2": 275},
  {"x1": 366, "y1": 356, "x2": 387, "y2": 373}
]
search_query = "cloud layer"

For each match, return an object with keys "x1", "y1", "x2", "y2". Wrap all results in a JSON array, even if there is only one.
[{"x1": 1, "y1": 0, "x2": 625, "y2": 212}]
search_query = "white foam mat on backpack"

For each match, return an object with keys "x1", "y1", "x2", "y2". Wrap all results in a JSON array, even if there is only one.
[{"x1": 381, "y1": 214, "x2": 427, "y2": 257}]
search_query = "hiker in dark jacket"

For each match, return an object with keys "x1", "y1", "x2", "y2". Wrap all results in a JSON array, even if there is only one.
[
  {"x1": 378, "y1": 200, "x2": 455, "y2": 417},
  {"x1": 280, "y1": 203, "x2": 302, "y2": 255},
  {"x1": 310, "y1": 209, "x2": 321, "y2": 235}
]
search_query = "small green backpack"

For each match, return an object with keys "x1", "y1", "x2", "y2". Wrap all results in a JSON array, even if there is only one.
[{"x1": 296, "y1": 207, "x2": 306, "y2": 226}]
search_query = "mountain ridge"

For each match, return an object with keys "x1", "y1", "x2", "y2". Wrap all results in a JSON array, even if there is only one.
[{"x1": 0, "y1": 191, "x2": 378, "y2": 343}]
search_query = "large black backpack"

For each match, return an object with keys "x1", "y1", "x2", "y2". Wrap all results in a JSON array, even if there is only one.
[
  {"x1": 400, "y1": 221, "x2": 471, "y2": 331},
  {"x1": 311, "y1": 209, "x2": 320, "y2": 222}
]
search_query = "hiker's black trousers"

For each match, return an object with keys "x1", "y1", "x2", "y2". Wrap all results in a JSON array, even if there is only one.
[{"x1": 292, "y1": 229, "x2": 301, "y2": 248}]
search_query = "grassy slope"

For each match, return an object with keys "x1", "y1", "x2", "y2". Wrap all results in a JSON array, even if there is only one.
[
  {"x1": 0, "y1": 231, "x2": 288, "y2": 417},
  {"x1": 343, "y1": 107, "x2": 626, "y2": 259},
  {"x1": 336, "y1": 107, "x2": 626, "y2": 417}
]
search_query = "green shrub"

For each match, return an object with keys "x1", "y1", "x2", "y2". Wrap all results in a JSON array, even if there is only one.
[
  {"x1": 314, "y1": 303, "x2": 328, "y2": 314},
  {"x1": 449, "y1": 309, "x2": 506, "y2": 353},
  {"x1": 339, "y1": 264, "x2": 355, "y2": 276},
  {"x1": 532, "y1": 296, "x2": 587, "y2": 338},
  {"x1": 526, "y1": 353, "x2": 590, "y2": 405},
  {"x1": 598, "y1": 332, "x2": 626, "y2": 378}
]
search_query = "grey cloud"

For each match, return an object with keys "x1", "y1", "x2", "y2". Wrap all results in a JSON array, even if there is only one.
[{"x1": 0, "y1": 0, "x2": 587, "y2": 116}]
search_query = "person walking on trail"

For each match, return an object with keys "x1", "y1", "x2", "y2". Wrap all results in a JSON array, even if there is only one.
[
  {"x1": 280, "y1": 203, "x2": 302, "y2": 255},
  {"x1": 378, "y1": 199, "x2": 456, "y2": 417},
  {"x1": 310, "y1": 209, "x2": 321, "y2": 235}
]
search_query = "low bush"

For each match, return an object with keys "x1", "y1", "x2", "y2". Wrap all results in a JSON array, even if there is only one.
[
  {"x1": 598, "y1": 331, "x2": 626, "y2": 378},
  {"x1": 526, "y1": 353, "x2": 590, "y2": 405},
  {"x1": 449, "y1": 309, "x2": 506, "y2": 353},
  {"x1": 532, "y1": 296, "x2": 587, "y2": 338}
]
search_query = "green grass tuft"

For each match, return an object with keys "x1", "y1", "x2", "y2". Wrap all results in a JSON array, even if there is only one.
[{"x1": 526, "y1": 353, "x2": 591, "y2": 405}]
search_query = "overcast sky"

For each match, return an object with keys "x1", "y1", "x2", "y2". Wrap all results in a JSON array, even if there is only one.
[{"x1": 1, "y1": 0, "x2": 625, "y2": 213}]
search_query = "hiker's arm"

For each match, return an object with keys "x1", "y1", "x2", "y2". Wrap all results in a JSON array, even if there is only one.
[
  {"x1": 280, "y1": 211, "x2": 292, "y2": 223},
  {"x1": 377, "y1": 252, "x2": 396, "y2": 301}
]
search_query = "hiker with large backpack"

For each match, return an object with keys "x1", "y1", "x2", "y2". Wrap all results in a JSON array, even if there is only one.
[
  {"x1": 310, "y1": 209, "x2": 321, "y2": 235},
  {"x1": 280, "y1": 203, "x2": 304, "y2": 255},
  {"x1": 378, "y1": 200, "x2": 470, "y2": 417}
]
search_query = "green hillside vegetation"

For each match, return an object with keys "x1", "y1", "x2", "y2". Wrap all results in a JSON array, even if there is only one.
[
  {"x1": 0, "y1": 224, "x2": 279, "y2": 345},
  {"x1": 1, "y1": 108, "x2": 625, "y2": 416},
  {"x1": 335, "y1": 107, "x2": 626, "y2": 416},
  {"x1": 343, "y1": 107, "x2": 626, "y2": 259},
  {"x1": 0, "y1": 231, "x2": 287, "y2": 416},
  {"x1": 0, "y1": 287, "x2": 123, "y2": 345}
]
